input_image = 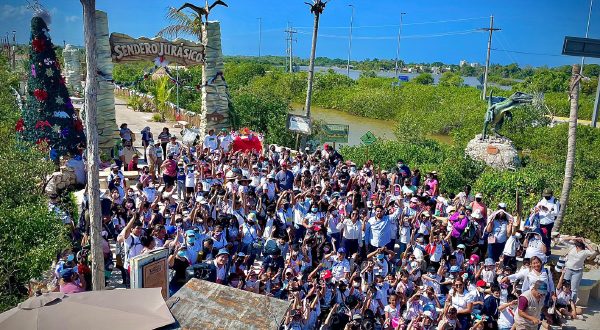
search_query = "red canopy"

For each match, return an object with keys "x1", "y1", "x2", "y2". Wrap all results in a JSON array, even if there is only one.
[{"x1": 231, "y1": 133, "x2": 263, "y2": 153}]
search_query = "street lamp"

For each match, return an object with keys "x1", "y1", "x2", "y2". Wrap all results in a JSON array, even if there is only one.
[
  {"x1": 394, "y1": 12, "x2": 406, "y2": 77},
  {"x1": 347, "y1": 4, "x2": 354, "y2": 77}
]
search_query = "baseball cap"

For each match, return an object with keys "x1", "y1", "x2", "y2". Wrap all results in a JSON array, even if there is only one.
[
  {"x1": 534, "y1": 280, "x2": 548, "y2": 294},
  {"x1": 475, "y1": 193, "x2": 483, "y2": 198},
  {"x1": 469, "y1": 255, "x2": 480, "y2": 265},
  {"x1": 321, "y1": 270, "x2": 333, "y2": 280},
  {"x1": 457, "y1": 244, "x2": 466, "y2": 250},
  {"x1": 498, "y1": 202, "x2": 507, "y2": 209},
  {"x1": 338, "y1": 247, "x2": 347, "y2": 254},
  {"x1": 450, "y1": 265, "x2": 460, "y2": 273},
  {"x1": 476, "y1": 280, "x2": 487, "y2": 288},
  {"x1": 423, "y1": 311, "x2": 434, "y2": 319},
  {"x1": 216, "y1": 248, "x2": 230, "y2": 257}
]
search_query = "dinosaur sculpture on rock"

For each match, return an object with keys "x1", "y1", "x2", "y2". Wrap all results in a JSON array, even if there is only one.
[
  {"x1": 481, "y1": 91, "x2": 533, "y2": 140},
  {"x1": 177, "y1": 0, "x2": 228, "y2": 23}
]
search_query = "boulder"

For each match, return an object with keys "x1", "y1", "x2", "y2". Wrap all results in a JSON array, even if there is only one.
[{"x1": 465, "y1": 134, "x2": 520, "y2": 170}]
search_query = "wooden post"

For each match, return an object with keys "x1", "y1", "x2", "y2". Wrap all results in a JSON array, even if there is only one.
[{"x1": 81, "y1": 0, "x2": 105, "y2": 291}]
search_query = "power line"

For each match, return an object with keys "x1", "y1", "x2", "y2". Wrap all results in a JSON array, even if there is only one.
[
  {"x1": 491, "y1": 48, "x2": 563, "y2": 57},
  {"x1": 295, "y1": 28, "x2": 483, "y2": 40},
  {"x1": 293, "y1": 16, "x2": 488, "y2": 29}
]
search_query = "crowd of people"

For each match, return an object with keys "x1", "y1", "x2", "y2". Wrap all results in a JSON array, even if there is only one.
[{"x1": 53, "y1": 124, "x2": 598, "y2": 330}]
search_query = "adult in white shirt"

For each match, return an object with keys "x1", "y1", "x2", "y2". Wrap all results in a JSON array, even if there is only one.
[
  {"x1": 449, "y1": 279, "x2": 474, "y2": 329},
  {"x1": 536, "y1": 189, "x2": 560, "y2": 255},
  {"x1": 563, "y1": 238, "x2": 597, "y2": 302},
  {"x1": 328, "y1": 248, "x2": 350, "y2": 281},
  {"x1": 336, "y1": 211, "x2": 362, "y2": 257},
  {"x1": 117, "y1": 219, "x2": 145, "y2": 270},
  {"x1": 218, "y1": 129, "x2": 233, "y2": 152},
  {"x1": 203, "y1": 129, "x2": 218, "y2": 151}
]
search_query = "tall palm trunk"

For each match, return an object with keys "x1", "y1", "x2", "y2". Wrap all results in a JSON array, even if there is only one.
[
  {"x1": 80, "y1": 0, "x2": 105, "y2": 291},
  {"x1": 555, "y1": 64, "x2": 580, "y2": 232},
  {"x1": 304, "y1": 11, "x2": 320, "y2": 118}
]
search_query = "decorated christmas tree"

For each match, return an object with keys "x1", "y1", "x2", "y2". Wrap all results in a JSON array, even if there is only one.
[{"x1": 18, "y1": 12, "x2": 85, "y2": 160}]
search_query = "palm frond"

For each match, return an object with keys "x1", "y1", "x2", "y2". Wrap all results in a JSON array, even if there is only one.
[{"x1": 157, "y1": 7, "x2": 203, "y2": 40}]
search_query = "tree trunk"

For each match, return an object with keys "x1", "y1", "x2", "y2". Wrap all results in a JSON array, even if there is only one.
[
  {"x1": 304, "y1": 11, "x2": 320, "y2": 119},
  {"x1": 555, "y1": 64, "x2": 580, "y2": 233},
  {"x1": 81, "y1": 0, "x2": 105, "y2": 291}
]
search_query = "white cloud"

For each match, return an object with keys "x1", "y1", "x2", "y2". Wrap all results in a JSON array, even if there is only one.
[
  {"x1": 0, "y1": 4, "x2": 29, "y2": 19},
  {"x1": 65, "y1": 15, "x2": 80, "y2": 23}
]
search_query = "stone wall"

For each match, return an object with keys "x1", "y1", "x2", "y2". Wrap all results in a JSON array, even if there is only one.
[
  {"x1": 95, "y1": 10, "x2": 118, "y2": 150},
  {"x1": 201, "y1": 21, "x2": 230, "y2": 133},
  {"x1": 62, "y1": 44, "x2": 81, "y2": 94}
]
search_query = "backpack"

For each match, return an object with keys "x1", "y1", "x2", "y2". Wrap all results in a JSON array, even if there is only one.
[{"x1": 461, "y1": 220, "x2": 479, "y2": 245}]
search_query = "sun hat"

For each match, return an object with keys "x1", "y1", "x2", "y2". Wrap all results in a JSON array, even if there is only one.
[
  {"x1": 216, "y1": 248, "x2": 230, "y2": 257},
  {"x1": 542, "y1": 188, "x2": 553, "y2": 197},
  {"x1": 498, "y1": 202, "x2": 507, "y2": 209},
  {"x1": 484, "y1": 258, "x2": 495, "y2": 266},
  {"x1": 457, "y1": 244, "x2": 466, "y2": 250},
  {"x1": 475, "y1": 193, "x2": 483, "y2": 198},
  {"x1": 469, "y1": 254, "x2": 480, "y2": 265}
]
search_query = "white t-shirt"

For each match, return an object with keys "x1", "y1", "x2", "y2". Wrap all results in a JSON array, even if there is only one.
[
  {"x1": 203, "y1": 134, "x2": 218, "y2": 150},
  {"x1": 565, "y1": 247, "x2": 594, "y2": 271},
  {"x1": 185, "y1": 171, "x2": 196, "y2": 188},
  {"x1": 122, "y1": 233, "x2": 143, "y2": 268},
  {"x1": 503, "y1": 235, "x2": 521, "y2": 257},
  {"x1": 331, "y1": 257, "x2": 350, "y2": 280}
]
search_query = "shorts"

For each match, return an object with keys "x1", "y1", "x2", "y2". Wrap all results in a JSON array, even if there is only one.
[{"x1": 186, "y1": 187, "x2": 194, "y2": 193}]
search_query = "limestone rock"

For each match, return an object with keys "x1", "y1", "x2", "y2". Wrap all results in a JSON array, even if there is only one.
[{"x1": 465, "y1": 134, "x2": 520, "y2": 170}]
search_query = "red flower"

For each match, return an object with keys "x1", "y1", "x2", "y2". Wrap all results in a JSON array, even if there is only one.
[
  {"x1": 32, "y1": 38, "x2": 45, "y2": 53},
  {"x1": 73, "y1": 119, "x2": 84, "y2": 132},
  {"x1": 33, "y1": 89, "x2": 48, "y2": 102},
  {"x1": 15, "y1": 118, "x2": 24, "y2": 132},
  {"x1": 35, "y1": 120, "x2": 51, "y2": 129}
]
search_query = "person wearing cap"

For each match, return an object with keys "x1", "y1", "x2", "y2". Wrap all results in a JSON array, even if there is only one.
[
  {"x1": 59, "y1": 267, "x2": 86, "y2": 294},
  {"x1": 392, "y1": 159, "x2": 411, "y2": 184},
  {"x1": 485, "y1": 204, "x2": 514, "y2": 262},
  {"x1": 514, "y1": 280, "x2": 547, "y2": 329},
  {"x1": 470, "y1": 192, "x2": 488, "y2": 220},
  {"x1": 121, "y1": 139, "x2": 139, "y2": 170},
  {"x1": 203, "y1": 128, "x2": 218, "y2": 151},
  {"x1": 364, "y1": 203, "x2": 402, "y2": 252},
  {"x1": 218, "y1": 128, "x2": 233, "y2": 152},
  {"x1": 534, "y1": 188, "x2": 560, "y2": 256},
  {"x1": 183, "y1": 229, "x2": 204, "y2": 265},
  {"x1": 167, "y1": 135, "x2": 183, "y2": 159},
  {"x1": 212, "y1": 248, "x2": 230, "y2": 284},
  {"x1": 140, "y1": 126, "x2": 153, "y2": 161},
  {"x1": 523, "y1": 231, "x2": 547, "y2": 263},
  {"x1": 328, "y1": 247, "x2": 350, "y2": 281}
]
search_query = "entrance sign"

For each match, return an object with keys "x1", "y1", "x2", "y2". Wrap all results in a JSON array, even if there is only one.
[
  {"x1": 398, "y1": 75, "x2": 409, "y2": 82},
  {"x1": 360, "y1": 131, "x2": 377, "y2": 146},
  {"x1": 109, "y1": 33, "x2": 204, "y2": 66},
  {"x1": 321, "y1": 124, "x2": 349, "y2": 143},
  {"x1": 287, "y1": 114, "x2": 312, "y2": 135},
  {"x1": 130, "y1": 248, "x2": 169, "y2": 299}
]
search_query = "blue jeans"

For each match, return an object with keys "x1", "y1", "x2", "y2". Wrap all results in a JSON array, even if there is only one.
[
  {"x1": 564, "y1": 268, "x2": 584, "y2": 302},
  {"x1": 342, "y1": 238, "x2": 359, "y2": 257},
  {"x1": 487, "y1": 242, "x2": 504, "y2": 261}
]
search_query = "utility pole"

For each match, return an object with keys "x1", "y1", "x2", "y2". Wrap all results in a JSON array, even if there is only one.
[
  {"x1": 582, "y1": 0, "x2": 599, "y2": 128},
  {"x1": 580, "y1": 0, "x2": 593, "y2": 71},
  {"x1": 347, "y1": 4, "x2": 354, "y2": 77},
  {"x1": 394, "y1": 12, "x2": 406, "y2": 78},
  {"x1": 285, "y1": 24, "x2": 297, "y2": 73},
  {"x1": 11, "y1": 30, "x2": 16, "y2": 70},
  {"x1": 80, "y1": 0, "x2": 105, "y2": 291},
  {"x1": 304, "y1": 0, "x2": 327, "y2": 119},
  {"x1": 480, "y1": 15, "x2": 501, "y2": 100},
  {"x1": 257, "y1": 17, "x2": 262, "y2": 58}
]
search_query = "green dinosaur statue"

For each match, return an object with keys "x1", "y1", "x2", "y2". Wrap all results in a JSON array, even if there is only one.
[{"x1": 482, "y1": 91, "x2": 533, "y2": 140}]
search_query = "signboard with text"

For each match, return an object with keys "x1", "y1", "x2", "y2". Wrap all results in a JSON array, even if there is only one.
[
  {"x1": 287, "y1": 114, "x2": 312, "y2": 135},
  {"x1": 130, "y1": 248, "x2": 169, "y2": 300},
  {"x1": 321, "y1": 124, "x2": 349, "y2": 143},
  {"x1": 109, "y1": 33, "x2": 204, "y2": 66}
]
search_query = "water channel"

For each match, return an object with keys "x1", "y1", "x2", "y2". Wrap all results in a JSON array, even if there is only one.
[{"x1": 290, "y1": 103, "x2": 453, "y2": 147}]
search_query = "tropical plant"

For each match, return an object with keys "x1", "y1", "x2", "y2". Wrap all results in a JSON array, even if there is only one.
[
  {"x1": 413, "y1": 73, "x2": 434, "y2": 85},
  {"x1": 149, "y1": 76, "x2": 173, "y2": 122},
  {"x1": 157, "y1": 6, "x2": 203, "y2": 41}
]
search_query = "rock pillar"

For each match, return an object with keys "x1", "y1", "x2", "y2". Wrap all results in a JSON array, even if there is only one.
[
  {"x1": 201, "y1": 21, "x2": 230, "y2": 133},
  {"x1": 62, "y1": 44, "x2": 81, "y2": 94},
  {"x1": 94, "y1": 10, "x2": 118, "y2": 151}
]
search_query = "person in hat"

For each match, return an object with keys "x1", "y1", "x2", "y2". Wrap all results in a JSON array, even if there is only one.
[
  {"x1": 140, "y1": 126, "x2": 153, "y2": 161},
  {"x1": 328, "y1": 247, "x2": 350, "y2": 281},
  {"x1": 59, "y1": 267, "x2": 86, "y2": 294},
  {"x1": 146, "y1": 140, "x2": 163, "y2": 181},
  {"x1": 514, "y1": 280, "x2": 547, "y2": 330},
  {"x1": 562, "y1": 237, "x2": 597, "y2": 303},
  {"x1": 534, "y1": 188, "x2": 560, "y2": 256},
  {"x1": 485, "y1": 204, "x2": 514, "y2": 261},
  {"x1": 218, "y1": 128, "x2": 233, "y2": 152},
  {"x1": 470, "y1": 192, "x2": 488, "y2": 220},
  {"x1": 213, "y1": 248, "x2": 230, "y2": 284}
]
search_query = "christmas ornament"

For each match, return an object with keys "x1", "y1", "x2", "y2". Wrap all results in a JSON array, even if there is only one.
[
  {"x1": 60, "y1": 127, "x2": 69, "y2": 138},
  {"x1": 33, "y1": 89, "x2": 48, "y2": 101},
  {"x1": 52, "y1": 124, "x2": 61, "y2": 133},
  {"x1": 32, "y1": 38, "x2": 45, "y2": 52},
  {"x1": 35, "y1": 120, "x2": 51, "y2": 129},
  {"x1": 55, "y1": 96, "x2": 64, "y2": 105},
  {"x1": 73, "y1": 119, "x2": 84, "y2": 132},
  {"x1": 45, "y1": 67, "x2": 54, "y2": 77},
  {"x1": 43, "y1": 58, "x2": 54, "y2": 66},
  {"x1": 31, "y1": 64, "x2": 37, "y2": 77},
  {"x1": 52, "y1": 111, "x2": 69, "y2": 118},
  {"x1": 15, "y1": 118, "x2": 25, "y2": 132}
]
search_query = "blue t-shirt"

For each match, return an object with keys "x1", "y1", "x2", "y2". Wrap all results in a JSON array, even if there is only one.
[
  {"x1": 275, "y1": 170, "x2": 294, "y2": 191},
  {"x1": 177, "y1": 167, "x2": 186, "y2": 181}
]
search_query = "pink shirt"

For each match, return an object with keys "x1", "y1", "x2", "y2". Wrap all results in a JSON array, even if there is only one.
[{"x1": 60, "y1": 282, "x2": 85, "y2": 294}]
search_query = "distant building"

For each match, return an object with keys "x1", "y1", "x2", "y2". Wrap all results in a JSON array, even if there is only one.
[
  {"x1": 470, "y1": 62, "x2": 480, "y2": 68},
  {"x1": 459, "y1": 60, "x2": 468, "y2": 67},
  {"x1": 431, "y1": 66, "x2": 441, "y2": 75}
]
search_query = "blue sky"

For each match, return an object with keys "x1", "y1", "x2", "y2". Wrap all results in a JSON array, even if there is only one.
[{"x1": 1, "y1": 0, "x2": 599, "y2": 67}]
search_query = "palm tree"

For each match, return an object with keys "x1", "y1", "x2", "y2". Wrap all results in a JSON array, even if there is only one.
[
  {"x1": 150, "y1": 76, "x2": 174, "y2": 122},
  {"x1": 303, "y1": 0, "x2": 327, "y2": 119},
  {"x1": 157, "y1": 7, "x2": 203, "y2": 41},
  {"x1": 555, "y1": 64, "x2": 581, "y2": 232}
]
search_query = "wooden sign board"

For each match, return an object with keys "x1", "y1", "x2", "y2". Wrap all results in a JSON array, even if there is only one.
[
  {"x1": 109, "y1": 33, "x2": 204, "y2": 66},
  {"x1": 130, "y1": 248, "x2": 169, "y2": 300}
]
